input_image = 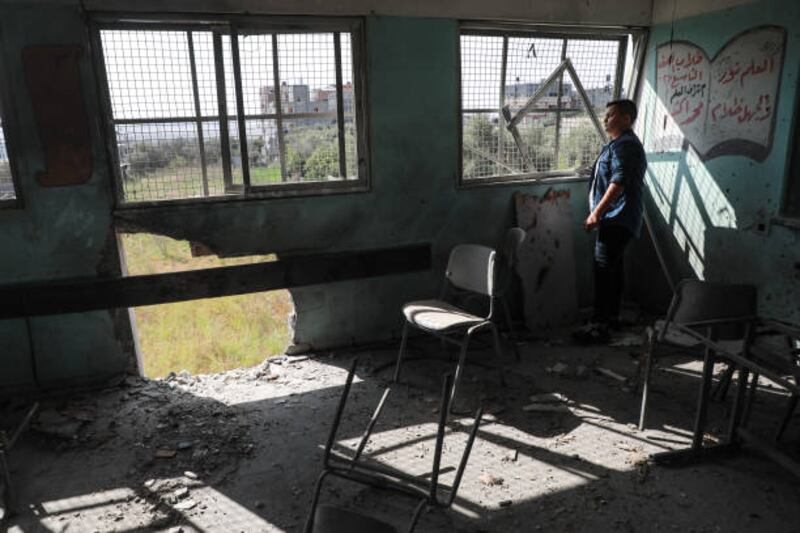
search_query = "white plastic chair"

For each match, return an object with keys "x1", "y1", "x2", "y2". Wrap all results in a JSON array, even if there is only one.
[{"x1": 393, "y1": 244, "x2": 504, "y2": 407}]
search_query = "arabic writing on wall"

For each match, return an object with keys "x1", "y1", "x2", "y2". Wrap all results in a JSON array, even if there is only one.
[{"x1": 654, "y1": 26, "x2": 785, "y2": 161}]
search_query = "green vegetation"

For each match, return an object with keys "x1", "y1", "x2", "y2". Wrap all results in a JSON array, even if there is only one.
[
  {"x1": 463, "y1": 113, "x2": 602, "y2": 178},
  {"x1": 121, "y1": 233, "x2": 292, "y2": 378},
  {"x1": 119, "y1": 124, "x2": 358, "y2": 201}
]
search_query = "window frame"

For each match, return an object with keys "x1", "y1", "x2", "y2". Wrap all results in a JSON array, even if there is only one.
[
  {"x1": 457, "y1": 22, "x2": 646, "y2": 188},
  {"x1": 0, "y1": 26, "x2": 24, "y2": 209},
  {"x1": 90, "y1": 14, "x2": 370, "y2": 209}
]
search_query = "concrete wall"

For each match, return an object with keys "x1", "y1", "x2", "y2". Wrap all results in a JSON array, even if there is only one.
[
  {"x1": 632, "y1": 0, "x2": 800, "y2": 320},
  {"x1": 0, "y1": 4, "x2": 132, "y2": 391},
  {"x1": 0, "y1": 8, "x2": 597, "y2": 390}
]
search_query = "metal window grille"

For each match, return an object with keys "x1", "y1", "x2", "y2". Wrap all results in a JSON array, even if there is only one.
[
  {"x1": 460, "y1": 28, "x2": 630, "y2": 182},
  {"x1": 0, "y1": 115, "x2": 15, "y2": 201},
  {"x1": 96, "y1": 19, "x2": 364, "y2": 205}
]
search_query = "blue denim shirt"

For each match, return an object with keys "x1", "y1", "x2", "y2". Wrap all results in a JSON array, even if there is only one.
[{"x1": 589, "y1": 129, "x2": 647, "y2": 238}]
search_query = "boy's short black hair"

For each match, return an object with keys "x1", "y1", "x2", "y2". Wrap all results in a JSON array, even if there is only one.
[{"x1": 606, "y1": 99, "x2": 638, "y2": 123}]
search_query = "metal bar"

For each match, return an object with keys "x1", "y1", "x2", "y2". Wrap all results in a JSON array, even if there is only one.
[
  {"x1": 507, "y1": 61, "x2": 568, "y2": 129},
  {"x1": 333, "y1": 32, "x2": 347, "y2": 178},
  {"x1": 430, "y1": 373, "x2": 452, "y2": 500},
  {"x1": 271, "y1": 33, "x2": 287, "y2": 182},
  {"x1": 91, "y1": 26, "x2": 126, "y2": 205},
  {"x1": 498, "y1": 35, "x2": 508, "y2": 166},
  {"x1": 352, "y1": 387, "x2": 391, "y2": 463},
  {"x1": 187, "y1": 31, "x2": 210, "y2": 197},
  {"x1": 0, "y1": 244, "x2": 432, "y2": 319},
  {"x1": 691, "y1": 334, "x2": 715, "y2": 450},
  {"x1": 464, "y1": 143, "x2": 516, "y2": 173},
  {"x1": 501, "y1": 107, "x2": 533, "y2": 171},
  {"x1": 554, "y1": 38, "x2": 567, "y2": 168},
  {"x1": 564, "y1": 59, "x2": 607, "y2": 141},
  {"x1": 613, "y1": 37, "x2": 627, "y2": 100},
  {"x1": 446, "y1": 406, "x2": 484, "y2": 507},
  {"x1": 111, "y1": 112, "x2": 335, "y2": 124},
  {"x1": 212, "y1": 30, "x2": 234, "y2": 190},
  {"x1": 324, "y1": 359, "x2": 357, "y2": 467},
  {"x1": 229, "y1": 25, "x2": 250, "y2": 189},
  {"x1": 6, "y1": 403, "x2": 38, "y2": 450}
]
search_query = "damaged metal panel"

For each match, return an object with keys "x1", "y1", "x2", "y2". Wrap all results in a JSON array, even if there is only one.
[{"x1": 514, "y1": 189, "x2": 579, "y2": 330}]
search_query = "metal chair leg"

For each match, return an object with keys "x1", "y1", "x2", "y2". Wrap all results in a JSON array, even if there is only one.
[
  {"x1": 501, "y1": 298, "x2": 520, "y2": 361},
  {"x1": 638, "y1": 333, "x2": 656, "y2": 431},
  {"x1": 450, "y1": 334, "x2": 472, "y2": 412},
  {"x1": 776, "y1": 394, "x2": 798, "y2": 442},
  {"x1": 303, "y1": 470, "x2": 331, "y2": 533},
  {"x1": 712, "y1": 364, "x2": 736, "y2": 401},
  {"x1": 0, "y1": 448, "x2": 14, "y2": 520},
  {"x1": 692, "y1": 347, "x2": 716, "y2": 449},
  {"x1": 741, "y1": 372, "x2": 759, "y2": 427},
  {"x1": 490, "y1": 323, "x2": 503, "y2": 360},
  {"x1": 393, "y1": 322, "x2": 410, "y2": 383}
]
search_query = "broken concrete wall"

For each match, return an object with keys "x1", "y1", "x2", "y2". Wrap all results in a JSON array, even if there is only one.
[
  {"x1": 0, "y1": 12, "x2": 598, "y2": 390},
  {"x1": 0, "y1": 4, "x2": 132, "y2": 391},
  {"x1": 631, "y1": 0, "x2": 800, "y2": 321}
]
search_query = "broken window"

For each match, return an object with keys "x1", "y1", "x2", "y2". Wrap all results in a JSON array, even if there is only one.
[
  {"x1": 94, "y1": 17, "x2": 367, "y2": 205},
  {"x1": 0, "y1": 48, "x2": 21, "y2": 206},
  {"x1": 459, "y1": 25, "x2": 640, "y2": 184}
]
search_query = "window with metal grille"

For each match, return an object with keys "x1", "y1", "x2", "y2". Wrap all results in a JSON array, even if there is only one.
[
  {"x1": 460, "y1": 25, "x2": 640, "y2": 185},
  {"x1": 0, "y1": 49, "x2": 20, "y2": 207},
  {"x1": 94, "y1": 17, "x2": 367, "y2": 205}
]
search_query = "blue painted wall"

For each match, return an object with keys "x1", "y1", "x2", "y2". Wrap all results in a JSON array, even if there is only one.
[
  {"x1": 0, "y1": 11, "x2": 597, "y2": 390},
  {"x1": 0, "y1": 5, "x2": 131, "y2": 392},
  {"x1": 632, "y1": 0, "x2": 800, "y2": 320}
]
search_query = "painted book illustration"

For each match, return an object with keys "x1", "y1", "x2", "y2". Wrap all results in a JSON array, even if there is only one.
[{"x1": 653, "y1": 26, "x2": 785, "y2": 161}]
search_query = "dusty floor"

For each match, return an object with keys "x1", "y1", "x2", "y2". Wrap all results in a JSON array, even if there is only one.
[{"x1": 2, "y1": 329, "x2": 800, "y2": 532}]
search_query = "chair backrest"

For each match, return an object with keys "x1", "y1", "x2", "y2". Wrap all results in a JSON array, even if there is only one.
[
  {"x1": 667, "y1": 279, "x2": 757, "y2": 338},
  {"x1": 446, "y1": 244, "x2": 496, "y2": 297},
  {"x1": 503, "y1": 227, "x2": 526, "y2": 269}
]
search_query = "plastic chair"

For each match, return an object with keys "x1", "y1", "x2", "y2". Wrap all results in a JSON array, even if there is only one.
[
  {"x1": 393, "y1": 243, "x2": 504, "y2": 407},
  {"x1": 304, "y1": 360, "x2": 483, "y2": 533},
  {"x1": 638, "y1": 279, "x2": 757, "y2": 430}
]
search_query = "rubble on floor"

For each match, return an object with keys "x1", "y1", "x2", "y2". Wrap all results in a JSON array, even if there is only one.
[{"x1": 2, "y1": 332, "x2": 800, "y2": 532}]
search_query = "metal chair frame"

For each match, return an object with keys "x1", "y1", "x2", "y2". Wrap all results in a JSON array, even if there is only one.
[
  {"x1": 638, "y1": 279, "x2": 757, "y2": 431},
  {"x1": 393, "y1": 243, "x2": 510, "y2": 407},
  {"x1": 304, "y1": 360, "x2": 483, "y2": 533}
]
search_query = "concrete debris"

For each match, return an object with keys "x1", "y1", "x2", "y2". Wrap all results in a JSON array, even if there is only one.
[
  {"x1": 172, "y1": 487, "x2": 189, "y2": 499},
  {"x1": 479, "y1": 473, "x2": 504, "y2": 486},
  {"x1": 176, "y1": 441, "x2": 193, "y2": 450},
  {"x1": 285, "y1": 343, "x2": 311, "y2": 355},
  {"x1": 594, "y1": 367, "x2": 628, "y2": 383},
  {"x1": 499, "y1": 499, "x2": 513, "y2": 508},
  {"x1": 522, "y1": 403, "x2": 570, "y2": 413},
  {"x1": 154, "y1": 449, "x2": 177, "y2": 459},
  {"x1": 528, "y1": 392, "x2": 566, "y2": 404},
  {"x1": 609, "y1": 332, "x2": 645, "y2": 347},
  {"x1": 183, "y1": 471, "x2": 198, "y2": 480},
  {"x1": 546, "y1": 362, "x2": 571, "y2": 376},
  {"x1": 174, "y1": 499, "x2": 197, "y2": 511}
]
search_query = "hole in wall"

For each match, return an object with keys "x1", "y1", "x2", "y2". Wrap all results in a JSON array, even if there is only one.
[{"x1": 118, "y1": 232, "x2": 294, "y2": 378}]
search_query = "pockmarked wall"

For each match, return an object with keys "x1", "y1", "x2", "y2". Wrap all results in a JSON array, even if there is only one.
[
  {"x1": 632, "y1": 0, "x2": 800, "y2": 320},
  {"x1": 0, "y1": 4, "x2": 133, "y2": 392},
  {"x1": 0, "y1": 11, "x2": 596, "y2": 391}
]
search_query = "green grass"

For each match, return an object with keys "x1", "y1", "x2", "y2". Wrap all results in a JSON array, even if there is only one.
[{"x1": 121, "y1": 233, "x2": 292, "y2": 378}]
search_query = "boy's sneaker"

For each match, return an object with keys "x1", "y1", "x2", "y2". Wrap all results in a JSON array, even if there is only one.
[{"x1": 572, "y1": 322, "x2": 611, "y2": 345}]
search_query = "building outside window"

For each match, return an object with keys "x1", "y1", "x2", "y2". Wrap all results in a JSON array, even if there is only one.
[
  {"x1": 459, "y1": 24, "x2": 643, "y2": 185},
  {"x1": 94, "y1": 17, "x2": 367, "y2": 206}
]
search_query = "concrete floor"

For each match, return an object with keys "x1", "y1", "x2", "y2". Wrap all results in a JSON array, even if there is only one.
[{"x1": 2, "y1": 330, "x2": 800, "y2": 532}]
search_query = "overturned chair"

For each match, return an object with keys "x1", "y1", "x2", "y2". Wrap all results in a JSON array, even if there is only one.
[
  {"x1": 393, "y1": 231, "x2": 523, "y2": 407},
  {"x1": 638, "y1": 279, "x2": 757, "y2": 431},
  {"x1": 305, "y1": 360, "x2": 483, "y2": 533}
]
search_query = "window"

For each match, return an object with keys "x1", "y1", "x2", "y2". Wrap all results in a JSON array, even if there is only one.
[
  {"x1": 459, "y1": 25, "x2": 637, "y2": 185},
  {"x1": 0, "y1": 46, "x2": 21, "y2": 206},
  {"x1": 94, "y1": 17, "x2": 367, "y2": 206}
]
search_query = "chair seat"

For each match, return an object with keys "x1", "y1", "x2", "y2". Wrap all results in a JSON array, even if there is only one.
[
  {"x1": 313, "y1": 504, "x2": 398, "y2": 533},
  {"x1": 403, "y1": 299, "x2": 486, "y2": 332}
]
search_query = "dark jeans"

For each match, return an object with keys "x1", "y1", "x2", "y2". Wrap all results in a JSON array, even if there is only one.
[{"x1": 593, "y1": 225, "x2": 633, "y2": 325}]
